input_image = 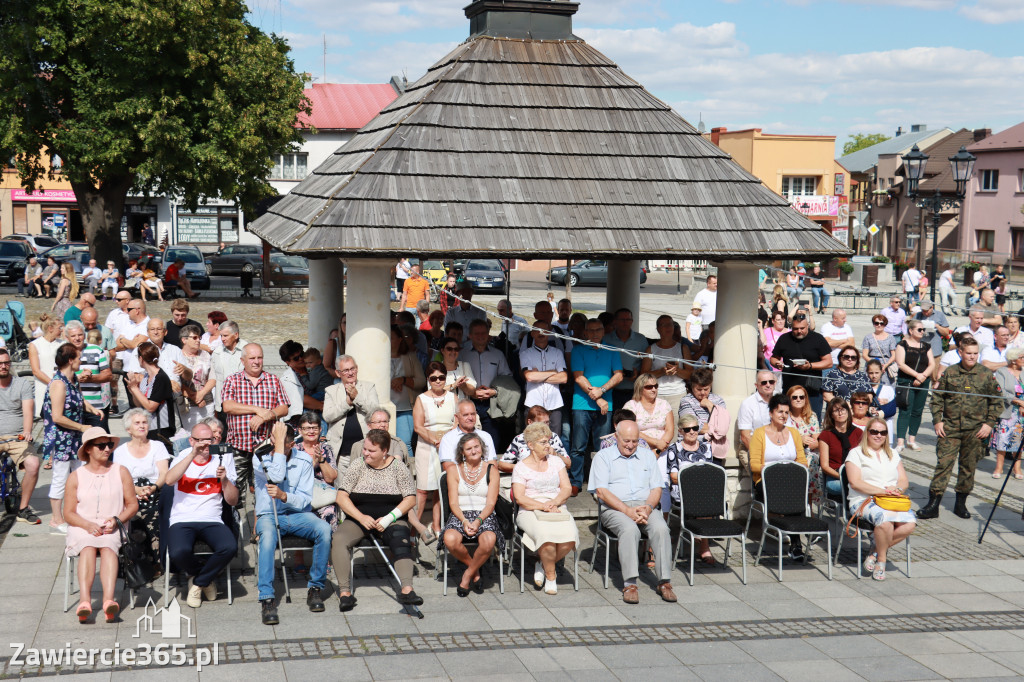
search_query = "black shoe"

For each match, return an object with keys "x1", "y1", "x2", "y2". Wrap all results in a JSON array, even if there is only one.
[
  {"x1": 16, "y1": 506, "x2": 41, "y2": 525},
  {"x1": 456, "y1": 586, "x2": 470, "y2": 598},
  {"x1": 306, "y1": 587, "x2": 325, "y2": 613},
  {"x1": 398, "y1": 590, "x2": 423, "y2": 605},
  {"x1": 261, "y1": 598, "x2": 279, "y2": 625},
  {"x1": 338, "y1": 594, "x2": 357, "y2": 612},
  {"x1": 953, "y1": 492, "x2": 971, "y2": 519},
  {"x1": 472, "y1": 577, "x2": 483, "y2": 594},
  {"x1": 917, "y1": 492, "x2": 941, "y2": 519},
  {"x1": 787, "y1": 546, "x2": 805, "y2": 562}
]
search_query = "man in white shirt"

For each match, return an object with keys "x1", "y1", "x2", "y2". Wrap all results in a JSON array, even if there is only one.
[
  {"x1": 443, "y1": 283, "x2": 487, "y2": 332},
  {"x1": 981, "y1": 325, "x2": 1010, "y2": 371},
  {"x1": 114, "y1": 299, "x2": 151, "y2": 368},
  {"x1": 497, "y1": 299, "x2": 529, "y2": 349},
  {"x1": 737, "y1": 370, "x2": 777, "y2": 459},
  {"x1": 211, "y1": 321, "x2": 249, "y2": 413},
  {"x1": 938, "y1": 267, "x2": 956, "y2": 314},
  {"x1": 692, "y1": 275, "x2": 717, "y2": 326},
  {"x1": 123, "y1": 318, "x2": 186, "y2": 389},
  {"x1": 820, "y1": 309, "x2": 855, "y2": 364},
  {"x1": 438, "y1": 400, "x2": 497, "y2": 473},
  {"x1": 460, "y1": 318, "x2": 512, "y2": 444},
  {"x1": 953, "y1": 310, "x2": 995, "y2": 352},
  {"x1": 519, "y1": 321, "x2": 567, "y2": 436},
  {"x1": 81, "y1": 259, "x2": 102, "y2": 295},
  {"x1": 902, "y1": 264, "x2": 922, "y2": 306}
]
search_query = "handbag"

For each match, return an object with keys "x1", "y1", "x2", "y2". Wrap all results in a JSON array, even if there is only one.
[
  {"x1": 895, "y1": 383, "x2": 911, "y2": 410},
  {"x1": 844, "y1": 494, "x2": 912, "y2": 538},
  {"x1": 312, "y1": 479, "x2": 337, "y2": 510},
  {"x1": 115, "y1": 518, "x2": 157, "y2": 590}
]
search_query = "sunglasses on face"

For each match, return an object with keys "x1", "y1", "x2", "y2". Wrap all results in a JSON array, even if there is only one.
[
  {"x1": 428, "y1": 375, "x2": 445, "y2": 382},
  {"x1": 873, "y1": 321, "x2": 885, "y2": 326},
  {"x1": 852, "y1": 401, "x2": 871, "y2": 406},
  {"x1": 288, "y1": 354, "x2": 302, "y2": 362},
  {"x1": 759, "y1": 379, "x2": 776, "y2": 386},
  {"x1": 443, "y1": 346, "x2": 459, "y2": 352},
  {"x1": 841, "y1": 355, "x2": 858, "y2": 361},
  {"x1": 790, "y1": 394, "x2": 806, "y2": 400},
  {"x1": 681, "y1": 426, "x2": 700, "y2": 433},
  {"x1": 93, "y1": 441, "x2": 116, "y2": 450},
  {"x1": 643, "y1": 384, "x2": 658, "y2": 390},
  {"x1": 868, "y1": 429, "x2": 888, "y2": 436}
]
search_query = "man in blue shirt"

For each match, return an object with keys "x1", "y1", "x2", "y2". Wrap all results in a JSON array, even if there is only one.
[
  {"x1": 571, "y1": 318, "x2": 623, "y2": 494},
  {"x1": 253, "y1": 422, "x2": 332, "y2": 625},
  {"x1": 589, "y1": 420, "x2": 675, "y2": 605},
  {"x1": 602, "y1": 307, "x2": 650, "y2": 411}
]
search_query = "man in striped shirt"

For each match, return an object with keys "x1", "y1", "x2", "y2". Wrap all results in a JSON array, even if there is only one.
[{"x1": 65, "y1": 320, "x2": 112, "y2": 430}]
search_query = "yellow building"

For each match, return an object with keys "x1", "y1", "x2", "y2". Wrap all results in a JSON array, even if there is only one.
[
  {"x1": 709, "y1": 127, "x2": 850, "y2": 244},
  {"x1": 1, "y1": 153, "x2": 81, "y2": 238}
]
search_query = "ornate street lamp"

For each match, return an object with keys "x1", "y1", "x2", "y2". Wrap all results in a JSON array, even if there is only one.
[{"x1": 901, "y1": 144, "x2": 976, "y2": 304}]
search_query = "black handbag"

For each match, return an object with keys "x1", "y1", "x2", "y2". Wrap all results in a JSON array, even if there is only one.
[
  {"x1": 116, "y1": 518, "x2": 157, "y2": 590},
  {"x1": 895, "y1": 382, "x2": 911, "y2": 410}
]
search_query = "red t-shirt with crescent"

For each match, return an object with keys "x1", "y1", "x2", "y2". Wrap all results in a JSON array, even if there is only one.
[{"x1": 168, "y1": 450, "x2": 238, "y2": 526}]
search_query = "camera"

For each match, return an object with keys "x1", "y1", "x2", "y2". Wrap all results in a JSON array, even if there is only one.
[{"x1": 210, "y1": 444, "x2": 234, "y2": 456}]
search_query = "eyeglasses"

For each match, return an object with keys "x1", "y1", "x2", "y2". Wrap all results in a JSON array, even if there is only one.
[
  {"x1": 0, "y1": 361, "x2": 10, "y2": 366},
  {"x1": 831, "y1": 406, "x2": 848, "y2": 413},
  {"x1": 299, "y1": 426, "x2": 320, "y2": 432},
  {"x1": 443, "y1": 346, "x2": 459, "y2": 352},
  {"x1": 128, "y1": 306, "x2": 142, "y2": 311},
  {"x1": 93, "y1": 441, "x2": 116, "y2": 450},
  {"x1": 339, "y1": 367, "x2": 357, "y2": 374},
  {"x1": 428, "y1": 375, "x2": 445, "y2": 382},
  {"x1": 643, "y1": 384, "x2": 658, "y2": 390},
  {"x1": 841, "y1": 355, "x2": 858, "y2": 361},
  {"x1": 288, "y1": 354, "x2": 302, "y2": 362},
  {"x1": 792, "y1": 314, "x2": 807, "y2": 322},
  {"x1": 759, "y1": 379, "x2": 776, "y2": 386},
  {"x1": 192, "y1": 437, "x2": 213, "y2": 443},
  {"x1": 868, "y1": 429, "x2": 888, "y2": 436},
  {"x1": 852, "y1": 400, "x2": 871, "y2": 406},
  {"x1": 790, "y1": 394, "x2": 806, "y2": 400},
  {"x1": 681, "y1": 426, "x2": 700, "y2": 433},
  {"x1": 872, "y1": 321, "x2": 886, "y2": 326},
  {"x1": 910, "y1": 327, "x2": 923, "y2": 333}
]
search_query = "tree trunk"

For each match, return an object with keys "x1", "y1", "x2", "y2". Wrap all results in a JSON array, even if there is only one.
[{"x1": 71, "y1": 177, "x2": 132, "y2": 269}]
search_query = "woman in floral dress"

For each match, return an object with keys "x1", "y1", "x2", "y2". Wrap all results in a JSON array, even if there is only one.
[{"x1": 786, "y1": 384, "x2": 822, "y2": 508}]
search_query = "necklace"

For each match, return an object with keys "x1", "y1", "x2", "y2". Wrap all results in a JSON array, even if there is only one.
[
  {"x1": 767, "y1": 426, "x2": 787, "y2": 445},
  {"x1": 462, "y1": 461, "x2": 483, "y2": 484}
]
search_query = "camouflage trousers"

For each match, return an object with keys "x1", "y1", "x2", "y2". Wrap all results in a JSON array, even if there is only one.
[{"x1": 930, "y1": 428, "x2": 987, "y2": 495}]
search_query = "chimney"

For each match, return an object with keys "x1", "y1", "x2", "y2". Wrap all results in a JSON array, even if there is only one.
[
  {"x1": 389, "y1": 75, "x2": 407, "y2": 95},
  {"x1": 465, "y1": 0, "x2": 579, "y2": 40},
  {"x1": 895, "y1": 126, "x2": 903, "y2": 137},
  {"x1": 710, "y1": 127, "x2": 726, "y2": 146},
  {"x1": 910, "y1": 124, "x2": 927, "y2": 133},
  {"x1": 974, "y1": 128, "x2": 991, "y2": 142}
]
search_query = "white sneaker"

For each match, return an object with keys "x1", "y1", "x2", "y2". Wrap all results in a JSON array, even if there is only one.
[
  {"x1": 544, "y1": 579, "x2": 557, "y2": 595},
  {"x1": 201, "y1": 583, "x2": 217, "y2": 602},
  {"x1": 187, "y1": 584, "x2": 203, "y2": 608},
  {"x1": 49, "y1": 522, "x2": 68, "y2": 535},
  {"x1": 533, "y1": 561, "x2": 544, "y2": 588}
]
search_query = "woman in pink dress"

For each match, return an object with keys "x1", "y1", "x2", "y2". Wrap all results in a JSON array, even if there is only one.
[
  {"x1": 64, "y1": 427, "x2": 139, "y2": 624},
  {"x1": 623, "y1": 372, "x2": 674, "y2": 453}
]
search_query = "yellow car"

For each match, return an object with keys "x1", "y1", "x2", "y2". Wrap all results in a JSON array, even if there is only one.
[{"x1": 421, "y1": 259, "x2": 450, "y2": 286}]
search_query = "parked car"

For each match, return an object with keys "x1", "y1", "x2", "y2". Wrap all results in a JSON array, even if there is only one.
[
  {"x1": 421, "y1": 260, "x2": 449, "y2": 286},
  {"x1": 266, "y1": 253, "x2": 310, "y2": 288},
  {"x1": 4, "y1": 233, "x2": 61, "y2": 253},
  {"x1": 546, "y1": 260, "x2": 648, "y2": 287},
  {"x1": 36, "y1": 242, "x2": 91, "y2": 270},
  {"x1": 0, "y1": 239, "x2": 33, "y2": 283},
  {"x1": 205, "y1": 244, "x2": 271, "y2": 276},
  {"x1": 163, "y1": 245, "x2": 211, "y2": 290},
  {"x1": 461, "y1": 259, "x2": 507, "y2": 293}
]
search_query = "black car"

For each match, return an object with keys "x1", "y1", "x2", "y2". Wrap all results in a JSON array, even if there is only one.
[
  {"x1": 266, "y1": 253, "x2": 310, "y2": 288},
  {"x1": 461, "y1": 259, "x2": 507, "y2": 293},
  {"x1": 0, "y1": 240, "x2": 33, "y2": 283},
  {"x1": 205, "y1": 244, "x2": 271, "y2": 276},
  {"x1": 546, "y1": 260, "x2": 648, "y2": 287}
]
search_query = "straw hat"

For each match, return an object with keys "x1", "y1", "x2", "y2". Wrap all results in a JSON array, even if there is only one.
[{"x1": 77, "y1": 426, "x2": 119, "y2": 461}]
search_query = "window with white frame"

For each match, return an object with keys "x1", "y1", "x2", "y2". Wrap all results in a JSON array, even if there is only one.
[
  {"x1": 781, "y1": 176, "x2": 817, "y2": 198},
  {"x1": 981, "y1": 169, "x2": 999, "y2": 191},
  {"x1": 271, "y1": 153, "x2": 308, "y2": 181}
]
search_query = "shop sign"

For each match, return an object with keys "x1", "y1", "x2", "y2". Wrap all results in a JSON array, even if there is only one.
[
  {"x1": 832, "y1": 228, "x2": 849, "y2": 245},
  {"x1": 11, "y1": 188, "x2": 77, "y2": 203},
  {"x1": 177, "y1": 215, "x2": 220, "y2": 243},
  {"x1": 791, "y1": 195, "x2": 839, "y2": 217},
  {"x1": 835, "y1": 173, "x2": 845, "y2": 196}
]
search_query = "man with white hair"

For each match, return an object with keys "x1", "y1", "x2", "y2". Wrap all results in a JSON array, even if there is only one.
[
  {"x1": 211, "y1": 321, "x2": 249, "y2": 416},
  {"x1": 323, "y1": 355, "x2": 380, "y2": 468},
  {"x1": 737, "y1": 370, "x2": 777, "y2": 463},
  {"x1": 81, "y1": 259, "x2": 102, "y2": 295}
]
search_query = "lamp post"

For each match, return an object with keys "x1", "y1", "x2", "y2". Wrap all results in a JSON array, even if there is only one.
[{"x1": 901, "y1": 144, "x2": 976, "y2": 304}]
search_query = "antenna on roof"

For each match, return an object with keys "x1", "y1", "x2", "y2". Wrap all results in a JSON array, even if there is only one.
[
  {"x1": 323, "y1": 34, "x2": 327, "y2": 85},
  {"x1": 697, "y1": 113, "x2": 706, "y2": 134}
]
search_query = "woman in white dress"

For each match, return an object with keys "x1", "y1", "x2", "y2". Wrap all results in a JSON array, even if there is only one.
[
  {"x1": 112, "y1": 407, "x2": 170, "y2": 556},
  {"x1": 512, "y1": 422, "x2": 577, "y2": 595},
  {"x1": 29, "y1": 316, "x2": 64, "y2": 424},
  {"x1": 411, "y1": 361, "x2": 458, "y2": 542}
]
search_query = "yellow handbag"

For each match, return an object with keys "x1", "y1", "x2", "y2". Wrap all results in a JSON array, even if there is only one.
[{"x1": 873, "y1": 494, "x2": 912, "y2": 512}]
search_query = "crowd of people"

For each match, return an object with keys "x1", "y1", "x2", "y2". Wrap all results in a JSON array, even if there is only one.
[{"x1": 0, "y1": 259, "x2": 1020, "y2": 624}]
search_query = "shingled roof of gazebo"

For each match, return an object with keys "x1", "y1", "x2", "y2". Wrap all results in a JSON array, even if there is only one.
[{"x1": 249, "y1": 0, "x2": 848, "y2": 260}]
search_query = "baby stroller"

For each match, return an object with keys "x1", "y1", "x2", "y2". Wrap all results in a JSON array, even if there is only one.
[{"x1": 0, "y1": 302, "x2": 30, "y2": 362}]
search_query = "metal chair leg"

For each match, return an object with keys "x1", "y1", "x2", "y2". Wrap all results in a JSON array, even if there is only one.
[
  {"x1": 740, "y1": 535, "x2": 747, "y2": 585},
  {"x1": 687, "y1": 535, "x2": 695, "y2": 587},
  {"x1": 573, "y1": 549, "x2": 579, "y2": 591},
  {"x1": 777, "y1": 534, "x2": 784, "y2": 582}
]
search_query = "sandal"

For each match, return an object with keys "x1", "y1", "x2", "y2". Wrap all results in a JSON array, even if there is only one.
[
  {"x1": 872, "y1": 565, "x2": 886, "y2": 581},
  {"x1": 43, "y1": 461, "x2": 52, "y2": 470},
  {"x1": 994, "y1": 472, "x2": 1003, "y2": 478},
  {"x1": 863, "y1": 552, "x2": 878, "y2": 573},
  {"x1": 700, "y1": 551, "x2": 717, "y2": 566},
  {"x1": 906, "y1": 442, "x2": 921, "y2": 451},
  {"x1": 1015, "y1": 473, "x2": 1023, "y2": 480},
  {"x1": 646, "y1": 547, "x2": 656, "y2": 569},
  {"x1": 76, "y1": 602, "x2": 92, "y2": 623}
]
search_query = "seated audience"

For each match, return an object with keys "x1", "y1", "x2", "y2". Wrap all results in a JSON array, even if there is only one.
[
  {"x1": 624, "y1": 372, "x2": 674, "y2": 453},
  {"x1": 662, "y1": 413, "x2": 715, "y2": 564},
  {"x1": 112, "y1": 408, "x2": 170, "y2": 560}
]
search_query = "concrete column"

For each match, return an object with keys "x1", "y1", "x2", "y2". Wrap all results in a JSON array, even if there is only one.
[
  {"x1": 605, "y1": 260, "x2": 641, "y2": 321},
  {"x1": 344, "y1": 258, "x2": 395, "y2": 424},
  {"x1": 711, "y1": 260, "x2": 760, "y2": 518},
  {"x1": 26, "y1": 203, "x2": 41, "y2": 234},
  {"x1": 307, "y1": 257, "x2": 346, "y2": 350},
  {"x1": 0, "y1": 191, "x2": 12, "y2": 237}
]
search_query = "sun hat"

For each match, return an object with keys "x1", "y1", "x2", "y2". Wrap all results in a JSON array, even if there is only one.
[{"x1": 77, "y1": 426, "x2": 119, "y2": 461}]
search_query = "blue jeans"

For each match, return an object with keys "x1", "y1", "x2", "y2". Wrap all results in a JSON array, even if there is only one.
[
  {"x1": 825, "y1": 478, "x2": 842, "y2": 496},
  {"x1": 905, "y1": 290, "x2": 920, "y2": 307},
  {"x1": 395, "y1": 409, "x2": 414, "y2": 460},
  {"x1": 256, "y1": 511, "x2": 331, "y2": 600},
  {"x1": 810, "y1": 286, "x2": 830, "y2": 310},
  {"x1": 570, "y1": 409, "x2": 612, "y2": 488}
]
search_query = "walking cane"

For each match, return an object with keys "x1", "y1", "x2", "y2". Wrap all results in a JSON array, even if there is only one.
[
  {"x1": 370, "y1": 534, "x2": 424, "y2": 619},
  {"x1": 978, "y1": 437, "x2": 1024, "y2": 544}
]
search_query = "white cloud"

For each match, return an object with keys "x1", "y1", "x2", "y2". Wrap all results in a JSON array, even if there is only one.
[
  {"x1": 280, "y1": 0, "x2": 467, "y2": 32},
  {"x1": 960, "y1": 0, "x2": 1024, "y2": 23}
]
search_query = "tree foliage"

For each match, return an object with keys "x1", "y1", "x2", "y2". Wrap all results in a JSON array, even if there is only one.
[
  {"x1": 0, "y1": 0, "x2": 309, "y2": 263},
  {"x1": 842, "y1": 133, "x2": 891, "y2": 156}
]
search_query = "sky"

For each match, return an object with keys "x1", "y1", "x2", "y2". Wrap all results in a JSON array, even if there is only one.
[{"x1": 245, "y1": 0, "x2": 1024, "y2": 156}]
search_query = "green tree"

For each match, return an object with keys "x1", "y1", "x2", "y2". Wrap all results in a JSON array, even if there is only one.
[
  {"x1": 0, "y1": 0, "x2": 309, "y2": 265},
  {"x1": 842, "y1": 133, "x2": 891, "y2": 156}
]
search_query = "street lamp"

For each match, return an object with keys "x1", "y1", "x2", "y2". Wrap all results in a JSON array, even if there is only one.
[{"x1": 901, "y1": 144, "x2": 976, "y2": 304}]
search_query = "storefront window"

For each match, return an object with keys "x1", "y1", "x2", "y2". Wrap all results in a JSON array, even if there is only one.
[{"x1": 176, "y1": 206, "x2": 240, "y2": 245}]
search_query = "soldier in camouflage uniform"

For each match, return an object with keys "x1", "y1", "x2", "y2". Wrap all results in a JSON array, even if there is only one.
[{"x1": 917, "y1": 336, "x2": 1001, "y2": 520}]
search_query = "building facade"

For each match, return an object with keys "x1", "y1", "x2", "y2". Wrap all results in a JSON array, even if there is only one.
[{"x1": 959, "y1": 122, "x2": 1024, "y2": 265}]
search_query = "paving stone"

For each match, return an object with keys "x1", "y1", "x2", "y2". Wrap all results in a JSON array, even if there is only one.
[
  {"x1": 512, "y1": 647, "x2": 606, "y2": 672},
  {"x1": 663, "y1": 641, "x2": 755, "y2": 665},
  {"x1": 735, "y1": 638, "x2": 831, "y2": 662},
  {"x1": 878, "y1": 632, "x2": 972, "y2": 656},
  {"x1": 910, "y1": 652, "x2": 1017, "y2": 679},
  {"x1": 282, "y1": 658, "x2": 372, "y2": 681},
  {"x1": 689, "y1": 661, "x2": 785, "y2": 681},
  {"x1": 684, "y1": 601, "x2": 768, "y2": 622},
  {"x1": 764, "y1": 659, "x2": 864, "y2": 682},
  {"x1": 807, "y1": 596, "x2": 895, "y2": 617},
  {"x1": 436, "y1": 650, "x2": 529, "y2": 677},
  {"x1": 363, "y1": 652, "x2": 446, "y2": 680},
  {"x1": 196, "y1": 661, "x2": 283, "y2": 681},
  {"x1": 589, "y1": 643, "x2": 680, "y2": 669},
  {"x1": 531, "y1": 670, "x2": 620, "y2": 682},
  {"x1": 953, "y1": 629, "x2": 1024, "y2": 653},
  {"x1": 747, "y1": 598, "x2": 831, "y2": 620},
  {"x1": 552, "y1": 606, "x2": 631, "y2": 628},
  {"x1": 838, "y1": 653, "x2": 948, "y2": 681},
  {"x1": 613, "y1": 665, "x2": 702, "y2": 681}
]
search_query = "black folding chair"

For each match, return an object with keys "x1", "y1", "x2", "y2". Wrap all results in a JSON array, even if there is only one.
[
  {"x1": 668, "y1": 462, "x2": 747, "y2": 586},
  {"x1": 436, "y1": 472, "x2": 504, "y2": 595},
  {"x1": 750, "y1": 461, "x2": 832, "y2": 582},
  {"x1": 833, "y1": 464, "x2": 912, "y2": 579}
]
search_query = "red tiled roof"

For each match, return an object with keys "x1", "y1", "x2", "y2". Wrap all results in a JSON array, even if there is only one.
[
  {"x1": 968, "y1": 121, "x2": 1024, "y2": 152},
  {"x1": 297, "y1": 84, "x2": 398, "y2": 131}
]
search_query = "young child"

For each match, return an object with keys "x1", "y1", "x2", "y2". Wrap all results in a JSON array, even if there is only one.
[{"x1": 685, "y1": 304, "x2": 703, "y2": 343}]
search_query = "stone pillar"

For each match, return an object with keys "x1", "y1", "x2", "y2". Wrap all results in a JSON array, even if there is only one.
[
  {"x1": 605, "y1": 260, "x2": 641, "y2": 321},
  {"x1": 344, "y1": 258, "x2": 395, "y2": 426},
  {"x1": 307, "y1": 257, "x2": 346, "y2": 351},
  {"x1": 26, "y1": 203, "x2": 41, "y2": 234},
  {"x1": 711, "y1": 260, "x2": 761, "y2": 519},
  {"x1": 0, "y1": 191, "x2": 13, "y2": 237}
]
